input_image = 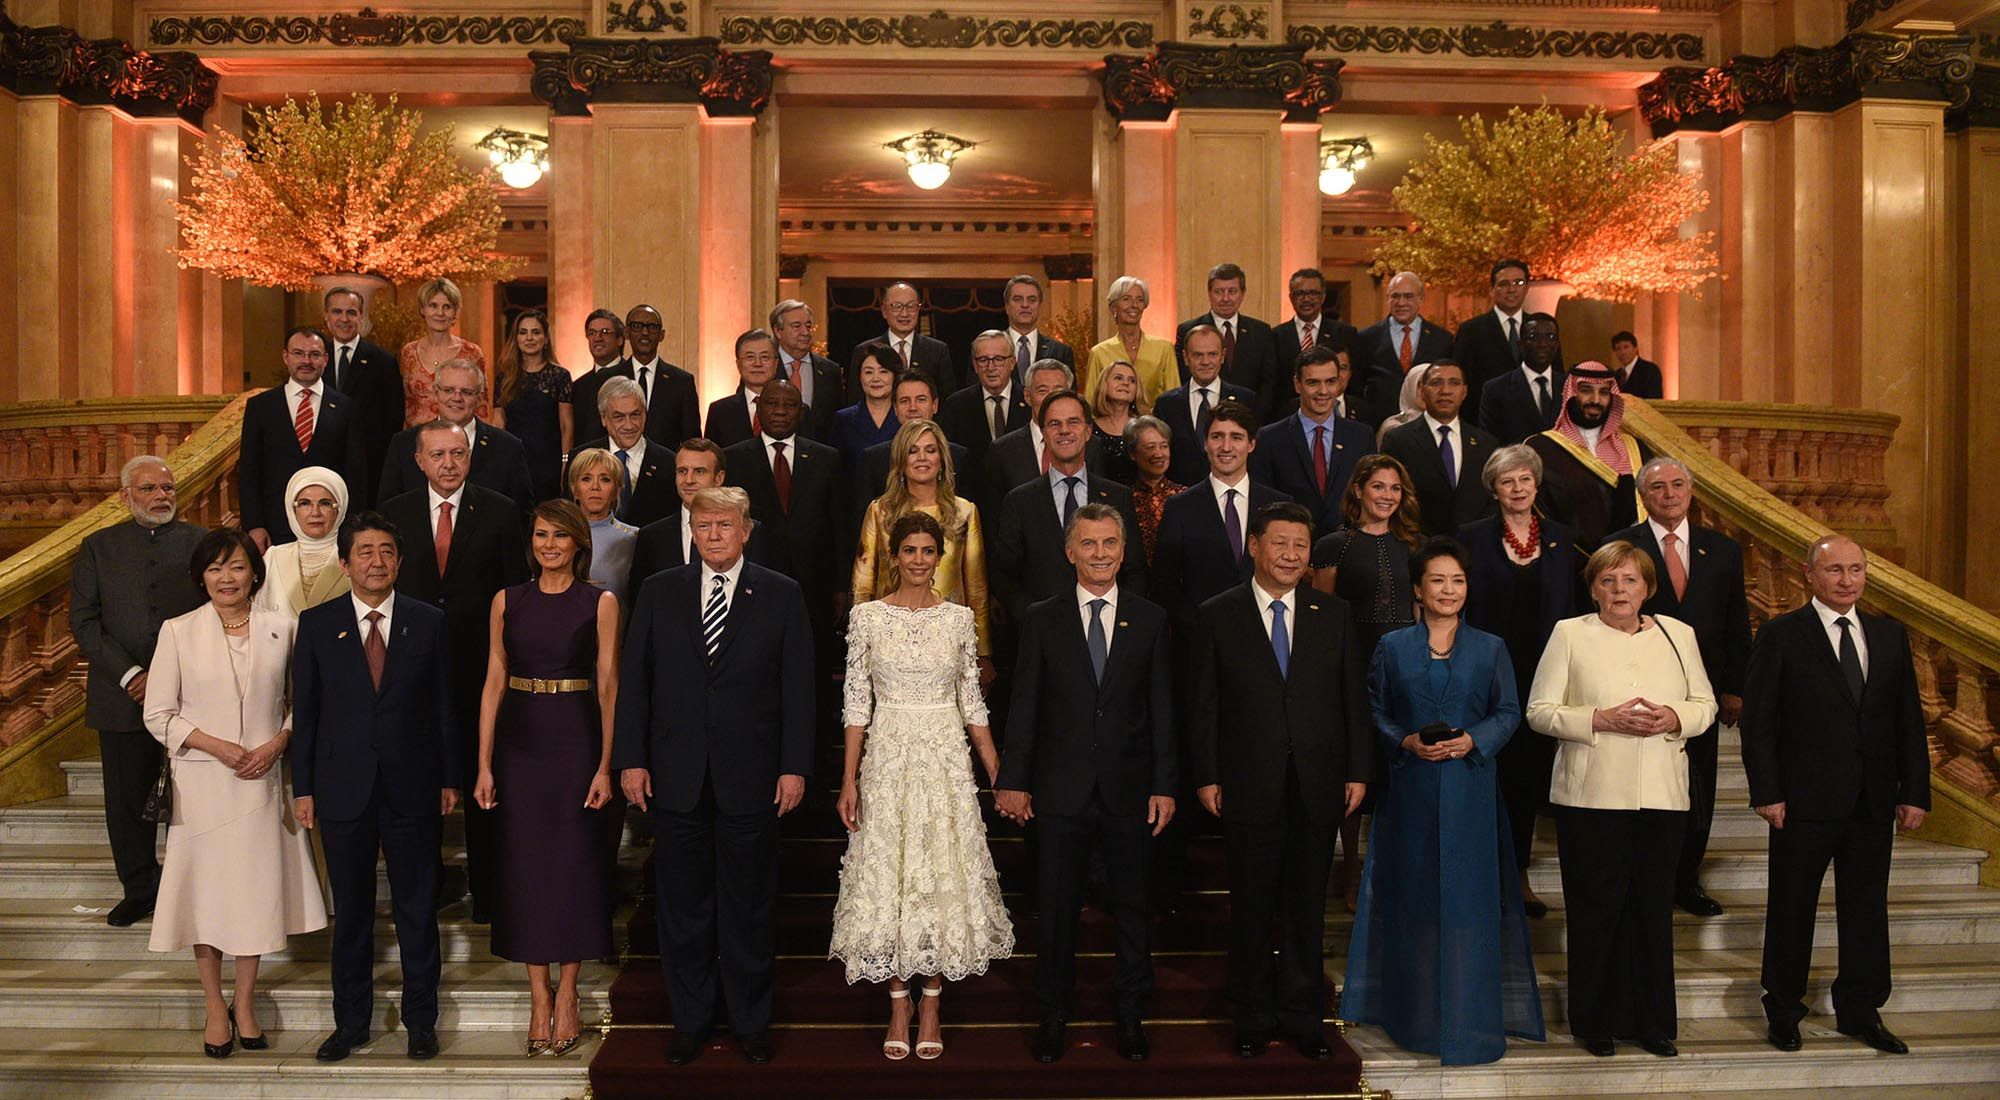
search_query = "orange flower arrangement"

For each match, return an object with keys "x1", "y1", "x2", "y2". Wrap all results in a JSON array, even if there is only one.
[{"x1": 176, "y1": 93, "x2": 519, "y2": 290}]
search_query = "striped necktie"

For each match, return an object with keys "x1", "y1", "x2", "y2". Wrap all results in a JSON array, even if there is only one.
[{"x1": 702, "y1": 574, "x2": 728, "y2": 662}]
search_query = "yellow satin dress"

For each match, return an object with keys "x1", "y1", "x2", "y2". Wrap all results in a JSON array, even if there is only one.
[{"x1": 851, "y1": 496, "x2": 992, "y2": 657}]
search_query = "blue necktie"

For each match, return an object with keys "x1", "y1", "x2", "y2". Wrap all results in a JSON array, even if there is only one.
[
  {"x1": 1269, "y1": 598, "x2": 1289, "y2": 679},
  {"x1": 615, "y1": 448, "x2": 633, "y2": 518},
  {"x1": 1086, "y1": 598, "x2": 1109, "y2": 684},
  {"x1": 1438, "y1": 425, "x2": 1456, "y2": 488}
]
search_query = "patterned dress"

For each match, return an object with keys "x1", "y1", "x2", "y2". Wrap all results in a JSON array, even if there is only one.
[{"x1": 400, "y1": 336, "x2": 489, "y2": 427}]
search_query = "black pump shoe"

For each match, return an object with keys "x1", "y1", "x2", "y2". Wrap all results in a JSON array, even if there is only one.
[{"x1": 230, "y1": 1003, "x2": 268, "y2": 1050}]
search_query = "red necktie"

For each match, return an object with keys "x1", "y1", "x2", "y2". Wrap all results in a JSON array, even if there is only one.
[
  {"x1": 1312, "y1": 425, "x2": 1328, "y2": 496},
  {"x1": 363, "y1": 610, "x2": 386, "y2": 690},
  {"x1": 1398, "y1": 327, "x2": 1413, "y2": 372},
  {"x1": 434, "y1": 501, "x2": 454, "y2": 575},
  {"x1": 772, "y1": 440, "x2": 793, "y2": 513},
  {"x1": 1221, "y1": 321, "x2": 1237, "y2": 368},
  {"x1": 1303, "y1": 322, "x2": 1317, "y2": 351},
  {"x1": 294, "y1": 389, "x2": 315, "y2": 452},
  {"x1": 1664, "y1": 532, "x2": 1689, "y2": 600},
  {"x1": 1039, "y1": 442, "x2": 1050, "y2": 476}
]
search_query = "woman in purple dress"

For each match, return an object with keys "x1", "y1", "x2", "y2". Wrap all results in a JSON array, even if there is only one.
[{"x1": 474, "y1": 499, "x2": 620, "y2": 1057}]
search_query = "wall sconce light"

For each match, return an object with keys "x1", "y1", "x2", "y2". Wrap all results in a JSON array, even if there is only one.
[
  {"x1": 476, "y1": 127, "x2": 551, "y2": 189},
  {"x1": 1319, "y1": 136, "x2": 1373, "y2": 197},
  {"x1": 885, "y1": 129, "x2": 977, "y2": 190}
]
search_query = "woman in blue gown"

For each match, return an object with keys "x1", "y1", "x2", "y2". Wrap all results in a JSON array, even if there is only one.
[{"x1": 1341, "y1": 537, "x2": 1544, "y2": 1065}]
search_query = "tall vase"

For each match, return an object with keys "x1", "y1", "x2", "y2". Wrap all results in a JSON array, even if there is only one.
[
  {"x1": 310, "y1": 273, "x2": 393, "y2": 335},
  {"x1": 1523, "y1": 278, "x2": 1574, "y2": 318}
]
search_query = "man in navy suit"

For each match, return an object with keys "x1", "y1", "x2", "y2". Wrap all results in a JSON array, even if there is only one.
[
  {"x1": 1380, "y1": 361, "x2": 1497, "y2": 536},
  {"x1": 575, "y1": 377, "x2": 677, "y2": 528},
  {"x1": 1152, "y1": 401, "x2": 1291, "y2": 643},
  {"x1": 1249, "y1": 346, "x2": 1373, "y2": 536},
  {"x1": 1269, "y1": 268, "x2": 1357, "y2": 421},
  {"x1": 705, "y1": 329, "x2": 782, "y2": 450},
  {"x1": 989, "y1": 390, "x2": 1145, "y2": 625},
  {"x1": 614, "y1": 486, "x2": 815, "y2": 1066},
  {"x1": 939, "y1": 329, "x2": 1033, "y2": 478},
  {"x1": 1154, "y1": 325, "x2": 1255, "y2": 486},
  {"x1": 771, "y1": 300, "x2": 845, "y2": 442},
  {"x1": 1002, "y1": 273, "x2": 1075, "y2": 389},
  {"x1": 1478, "y1": 312, "x2": 1567, "y2": 446},
  {"x1": 1176, "y1": 263, "x2": 1280, "y2": 420},
  {"x1": 378, "y1": 361, "x2": 536, "y2": 515},
  {"x1": 1450, "y1": 258, "x2": 1539, "y2": 423},
  {"x1": 996, "y1": 504, "x2": 1176, "y2": 1064},
  {"x1": 292, "y1": 513, "x2": 460, "y2": 1064},
  {"x1": 1610, "y1": 331, "x2": 1666, "y2": 400},
  {"x1": 627, "y1": 440, "x2": 770, "y2": 593},
  {"x1": 321, "y1": 288, "x2": 404, "y2": 502},
  {"x1": 846, "y1": 282, "x2": 962, "y2": 398},
  {"x1": 239, "y1": 327, "x2": 367, "y2": 550},
  {"x1": 1352, "y1": 271, "x2": 1454, "y2": 428}
]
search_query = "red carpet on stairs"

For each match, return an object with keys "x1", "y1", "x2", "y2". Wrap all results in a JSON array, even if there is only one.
[{"x1": 588, "y1": 788, "x2": 1365, "y2": 1098}]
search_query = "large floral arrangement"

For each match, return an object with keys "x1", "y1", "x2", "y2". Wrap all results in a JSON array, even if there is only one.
[
  {"x1": 1373, "y1": 106, "x2": 1717, "y2": 303},
  {"x1": 176, "y1": 93, "x2": 518, "y2": 290}
]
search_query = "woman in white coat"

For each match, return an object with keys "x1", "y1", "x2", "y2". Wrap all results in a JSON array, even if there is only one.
[
  {"x1": 1527, "y1": 539, "x2": 1716, "y2": 1061},
  {"x1": 253, "y1": 466, "x2": 350, "y2": 618},
  {"x1": 145, "y1": 529, "x2": 327, "y2": 1058}
]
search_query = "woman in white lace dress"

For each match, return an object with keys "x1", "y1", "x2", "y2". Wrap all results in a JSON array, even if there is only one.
[{"x1": 831, "y1": 511, "x2": 1013, "y2": 1061}]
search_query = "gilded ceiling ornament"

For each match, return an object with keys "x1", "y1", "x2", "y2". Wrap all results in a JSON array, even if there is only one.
[
  {"x1": 718, "y1": 13, "x2": 1155, "y2": 50},
  {"x1": 1, "y1": 17, "x2": 215, "y2": 122},
  {"x1": 605, "y1": 0, "x2": 690, "y2": 35},
  {"x1": 1101, "y1": 43, "x2": 1342, "y2": 122},
  {"x1": 147, "y1": 11, "x2": 584, "y2": 48},
  {"x1": 1638, "y1": 31, "x2": 1973, "y2": 136},
  {"x1": 530, "y1": 37, "x2": 775, "y2": 117},
  {"x1": 1285, "y1": 20, "x2": 1704, "y2": 62},
  {"x1": 1189, "y1": 5, "x2": 1270, "y2": 42}
]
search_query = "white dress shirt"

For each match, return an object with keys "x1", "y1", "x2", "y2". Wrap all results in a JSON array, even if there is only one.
[
  {"x1": 1212, "y1": 314, "x2": 1238, "y2": 344},
  {"x1": 1520, "y1": 363, "x2": 1558, "y2": 405},
  {"x1": 678, "y1": 506, "x2": 697, "y2": 562},
  {"x1": 780, "y1": 352, "x2": 815, "y2": 408},
  {"x1": 1027, "y1": 422, "x2": 1046, "y2": 461},
  {"x1": 330, "y1": 338, "x2": 361, "y2": 390},
  {"x1": 1187, "y1": 379, "x2": 1222, "y2": 424},
  {"x1": 700, "y1": 555, "x2": 748, "y2": 615},
  {"x1": 1077, "y1": 584, "x2": 1118, "y2": 650},
  {"x1": 630, "y1": 357, "x2": 661, "y2": 405},
  {"x1": 612, "y1": 436, "x2": 649, "y2": 490},
  {"x1": 425, "y1": 485, "x2": 465, "y2": 539},
  {"x1": 1811, "y1": 597, "x2": 1870, "y2": 678},
  {"x1": 1209, "y1": 473, "x2": 1250, "y2": 533},
  {"x1": 1048, "y1": 464, "x2": 1091, "y2": 520},
  {"x1": 1648, "y1": 516, "x2": 1692, "y2": 576},
  {"x1": 887, "y1": 331, "x2": 915, "y2": 367},
  {"x1": 1251, "y1": 579, "x2": 1297, "y2": 647},
  {"x1": 1294, "y1": 315, "x2": 1322, "y2": 349},
  {"x1": 1494, "y1": 306, "x2": 1524, "y2": 345},
  {"x1": 741, "y1": 386, "x2": 763, "y2": 430},
  {"x1": 1393, "y1": 319, "x2": 1426, "y2": 353},
  {"x1": 351, "y1": 590, "x2": 397, "y2": 642},
  {"x1": 1578, "y1": 424, "x2": 1602, "y2": 453},
  {"x1": 1422, "y1": 412, "x2": 1464, "y2": 477},
  {"x1": 762, "y1": 431, "x2": 796, "y2": 471},
  {"x1": 282, "y1": 378, "x2": 324, "y2": 424}
]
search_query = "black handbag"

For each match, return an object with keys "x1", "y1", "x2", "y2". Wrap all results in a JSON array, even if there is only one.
[
  {"x1": 1416, "y1": 721, "x2": 1458, "y2": 746},
  {"x1": 140, "y1": 760, "x2": 171, "y2": 825}
]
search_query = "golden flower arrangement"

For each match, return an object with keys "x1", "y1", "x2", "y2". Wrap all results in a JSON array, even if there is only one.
[
  {"x1": 176, "y1": 93, "x2": 519, "y2": 290},
  {"x1": 1373, "y1": 106, "x2": 1718, "y2": 303}
]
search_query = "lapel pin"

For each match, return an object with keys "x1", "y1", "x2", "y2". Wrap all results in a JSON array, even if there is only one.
[
  {"x1": 337, "y1": 630, "x2": 348, "y2": 639},
  {"x1": 1118, "y1": 620, "x2": 1130, "y2": 628},
  {"x1": 1697, "y1": 547, "x2": 1709, "y2": 556}
]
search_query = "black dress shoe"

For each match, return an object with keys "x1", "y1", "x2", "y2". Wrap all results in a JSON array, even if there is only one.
[
  {"x1": 1676, "y1": 889, "x2": 1725, "y2": 917},
  {"x1": 1579, "y1": 1036, "x2": 1615, "y2": 1057},
  {"x1": 738, "y1": 1032, "x2": 772, "y2": 1064},
  {"x1": 315, "y1": 1029, "x2": 368, "y2": 1062},
  {"x1": 1032, "y1": 1018, "x2": 1066, "y2": 1063},
  {"x1": 1115, "y1": 1017, "x2": 1149, "y2": 1062},
  {"x1": 1639, "y1": 1036, "x2": 1679, "y2": 1057},
  {"x1": 407, "y1": 1028, "x2": 439, "y2": 1060},
  {"x1": 1840, "y1": 1021, "x2": 1908, "y2": 1054},
  {"x1": 1234, "y1": 1031, "x2": 1269, "y2": 1058},
  {"x1": 1293, "y1": 1031, "x2": 1334, "y2": 1060},
  {"x1": 1768, "y1": 1020, "x2": 1803, "y2": 1052},
  {"x1": 106, "y1": 896, "x2": 154, "y2": 928},
  {"x1": 665, "y1": 1029, "x2": 709, "y2": 1065}
]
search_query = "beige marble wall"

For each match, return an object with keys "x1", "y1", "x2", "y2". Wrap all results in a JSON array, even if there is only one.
[
  {"x1": 15, "y1": 97, "x2": 79, "y2": 402},
  {"x1": 1279, "y1": 122, "x2": 1321, "y2": 308},
  {"x1": 701, "y1": 116, "x2": 758, "y2": 408},
  {"x1": 0, "y1": 89, "x2": 18, "y2": 406},
  {"x1": 1115, "y1": 120, "x2": 1177, "y2": 341},
  {"x1": 1774, "y1": 111, "x2": 1840, "y2": 406},
  {"x1": 1720, "y1": 120, "x2": 1778, "y2": 402},
  {"x1": 547, "y1": 115, "x2": 597, "y2": 376},
  {"x1": 590, "y1": 103, "x2": 704, "y2": 375},
  {"x1": 1175, "y1": 109, "x2": 1284, "y2": 325},
  {"x1": 1954, "y1": 128, "x2": 2000, "y2": 609},
  {"x1": 1671, "y1": 131, "x2": 1724, "y2": 400},
  {"x1": 130, "y1": 119, "x2": 199, "y2": 397}
]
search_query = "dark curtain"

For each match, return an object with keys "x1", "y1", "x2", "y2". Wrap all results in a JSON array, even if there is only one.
[{"x1": 827, "y1": 280, "x2": 1008, "y2": 368}]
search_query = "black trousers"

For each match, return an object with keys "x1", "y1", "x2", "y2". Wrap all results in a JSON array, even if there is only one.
[
  {"x1": 1674, "y1": 722, "x2": 1720, "y2": 894},
  {"x1": 1761, "y1": 806, "x2": 1893, "y2": 1031},
  {"x1": 1554, "y1": 805, "x2": 1686, "y2": 1042},
  {"x1": 653, "y1": 776, "x2": 779, "y2": 1038},
  {"x1": 1037, "y1": 790, "x2": 1154, "y2": 1020},
  {"x1": 321, "y1": 785, "x2": 444, "y2": 1034},
  {"x1": 1223, "y1": 762, "x2": 1337, "y2": 1038},
  {"x1": 1496, "y1": 720, "x2": 1556, "y2": 871},
  {"x1": 97, "y1": 728, "x2": 163, "y2": 904}
]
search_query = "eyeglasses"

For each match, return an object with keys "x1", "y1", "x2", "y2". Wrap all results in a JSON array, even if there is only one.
[
  {"x1": 883, "y1": 302, "x2": 920, "y2": 313},
  {"x1": 972, "y1": 355, "x2": 1013, "y2": 366},
  {"x1": 434, "y1": 385, "x2": 482, "y2": 399},
  {"x1": 626, "y1": 321, "x2": 663, "y2": 332},
  {"x1": 586, "y1": 326, "x2": 620, "y2": 338},
  {"x1": 1493, "y1": 278, "x2": 1528, "y2": 289}
]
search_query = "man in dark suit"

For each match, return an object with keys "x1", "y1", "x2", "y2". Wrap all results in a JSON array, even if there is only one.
[
  {"x1": 1151, "y1": 401, "x2": 1290, "y2": 641},
  {"x1": 846, "y1": 281, "x2": 961, "y2": 398},
  {"x1": 1154, "y1": 325, "x2": 1255, "y2": 486},
  {"x1": 1352, "y1": 270, "x2": 1453, "y2": 428},
  {"x1": 939, "y1": 330, "x2": 1032, "y2": 478},
  {"x1": 1742, "y1": 534, "x2": 1929, "y2": 1056},
  {"x1": 574, "y1": 304, "x2": 701, "y2": 452},
  {"x1": 1450, "y1": 258, "x2": 1537, "y2": 424},
  {"x1": 1379, "y1": 361, "x2": 1497, "y2": 535},
  {"x1": 1269, "y1": 267, "x2": 1357, "y2": 421},
  {"x1": 979, "y1": 359, "x2": 1100, "y2": 521},
  {"x1": 1477, "y1": 312, "x2": 1567, "y2": 445},
  {"x1": 322, "y1": 286, "x2": 404, "y2": 501},
  {"x1": 1249, "y1": 345, "x2": 1373, "y2": 536},
  {"x1": 1606, "y1": 457, "x2": 1752, "y2": 918},
  {"x1": 68, "y1": 456, "x2": 206, "y2": 928},
  {"x1": 1189, "y1": 501, "x2": 1373, "y2": 1059},
  {"x1": 1003, "y1": 273, "x2": 1075, "y2": 390},
  {"x1": 995, "y1": 504, "x2": 1175, "y2": 1063},
  {"x1": 292, "y1": 512, "x2": 461, "y2": 1064},
  {"x1": 705, "y1": 329, "x2": 782, "y2": 450},
  {"x1": 989, "y1": 390, "x2": 1145, "y2": 625},
  {"x1": 1176, "y1": 262, "x2": 1279, "y2": 419},
  {"x1": 240, "y1": 327, "x2": 368, "y2": 551},
  {"x1": 378, "y1": 361, "x2": 535, "y2": 514},
  {"x1": 571, "y1": 309, "x2": 631, "y2": 450},
  {"x1": 628, "y1": 439, "x2": 770, "y2": 592},
  {"x1": 378, "y1": 421, "x2": 529, "y2": 923},
  {"x1": 1610, "y1": 330, "x2": 1666, "y2": 400},
  {"x1": 771, "y1": 299, "x2": 844, "y2": 442},
  {"x1": 853, "y1": 371, "x2": 969, "y2": 535},
  {"x1": 573, "y1": 377, "x2": 676, "y2": 528},
  {"x1": 614, "y1": 486, "x2": 815, "y2": 1066}
]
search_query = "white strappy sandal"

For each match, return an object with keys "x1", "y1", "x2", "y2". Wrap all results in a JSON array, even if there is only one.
[
  {"x1": 883, "y1": 988, "x2": 911, "y2": 1060},
  {"x1": 916, "y1": 984, "x2": 944, "y2": 1060}
]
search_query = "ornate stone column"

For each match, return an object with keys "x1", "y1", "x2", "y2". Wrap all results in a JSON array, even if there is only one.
[
  {"x1": 1949, "y1": 67, "x2": 1999, "y2": 607},
  {"x1": 532, "y1": 36, "x2": 775, "y2": 405}
]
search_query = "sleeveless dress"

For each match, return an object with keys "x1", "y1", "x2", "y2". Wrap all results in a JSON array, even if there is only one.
[
  {"x1": 829, "y1": 600, "x2": 1014, "y2": 983},
  {"x1": 490, "y1": 580, "x2": 613, "y2": 963}
]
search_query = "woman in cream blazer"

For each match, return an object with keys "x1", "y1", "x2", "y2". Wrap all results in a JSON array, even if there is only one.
[
  {"x1": 145, "y1": 529, "x2": 327, "y2": 1057},
  {"x1": 1527, "y1": 540, "x2": 1715, "y2": 1060}
]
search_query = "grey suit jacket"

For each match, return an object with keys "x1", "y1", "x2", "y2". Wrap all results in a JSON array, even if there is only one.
[{"x1": 68, "y1": 518, "x2": 209, "y2": 731}]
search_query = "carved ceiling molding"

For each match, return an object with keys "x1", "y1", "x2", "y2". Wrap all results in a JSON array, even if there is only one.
[
  {"x1": 1286, "y1": 20, "x2": 1704, "y2": 63},
  {"x1": 1188, "y1": 5, "x2": 1270, "y2": 42},
  {"x1": 529, "y1": 36, "x2": 774, "y2": 117},
  {"x1": 1979, "y1": 33, "x2": 1999, "y2": 61},
  {"x1": 1638, "y1": 31, "x2": 1973, "y2": 136},
  {"x1": 1949, "y1": 63, "x2": 2000, "y2": 131},
  {"x1": 146, "y1": 9, "x2": 584, "y2": 48},
  {"x1": 606, "y1": 1, "x2": 690, "y2": 35},
  {"x1": 1101, "y1": 42, "x2": 1343, "y2": 123},
  {"x1": 717, "y1": 12, "x2": 1156, "y2": 50},
  {"x1": 1844, "y1": 0, "x2": 1902, "y2": 33},
  {"x1": 0, "y1": 12, "x2": 216, "y2": 124}
]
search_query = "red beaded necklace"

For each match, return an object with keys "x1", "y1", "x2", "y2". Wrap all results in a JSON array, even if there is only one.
[{"x1": 1501, "y1": 514, "x2": 1541, "y2": 560}]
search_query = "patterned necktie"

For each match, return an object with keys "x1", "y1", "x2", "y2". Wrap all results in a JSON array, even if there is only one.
[
  {"x1": 434, "y1": 501, "x2": 453, "y2": 575},
  {"x1": 989, "y1": 394, "x2": 1006, "y2": 441},
  {"x1": 294, "y1": 389, "x2": 315, "y2": 452},
  {"x1": 1016, "y1": 334, "x2": 1031, "y2": 383},
  {"x1": 1312, "y1": 425, "x2": 1329, "y2": 496},
  {"x1": 1224, "y1": 488, "x2": 1243, "y2": 565},
  {"x1": 1061, "y1": 475, "x2": 1081, "y2": 529},
  {"x1": 897, "y1": 338, "x2": 910, "y2": 369},
  {"x1": 1438, "y1": 425, "x2": 1456, "y2": 488},
  {"x1": 1398, "y1": 326, "x2": 1414, "y2": 372},
  {"x1": 702, "y1": 574, "x2": 728, "y2": 662},
  {"x1": 1269, "y1": 598, "x2": 1290, "y2": 678},
  {"x1": 1663, "y1": 531, "x2": 1689, "y2": 600},
  {"x1": 1836, "y1": 616, "x2": 1864, "y2": 700},
  {"x1": 1303, "y1": 321, "x2": 1317, "y2": 351},
  {"x1": 363, "y1": 610, "x2": 386, "y2": 690},
  {"x1": 772, "y1": 440, "x2": 792, "y2": 514},
  {"x1": 1196, "y1": 386, "x2": 1213, "y2": 426},
  {"x1": 1221, "y1": 320, "x2": 1236, "y2": 368},
  {"x1": 1086, "y1": 597, "x2": 1109, "y2": 684}
]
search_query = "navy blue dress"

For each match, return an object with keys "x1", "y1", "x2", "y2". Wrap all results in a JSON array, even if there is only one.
[
  {"x1": 1340, "y1": 623, "x2": 1544, "y2": 1064},
  {"x1": 503, "y1": 364, "x2": 572, "y2": 503}
]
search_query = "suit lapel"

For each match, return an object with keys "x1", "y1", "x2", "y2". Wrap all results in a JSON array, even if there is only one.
[
  {"x1": 1799, "y1": 609, "x2": 1858, "y2": 706},
  {"x1": 715, "y1": 571, "x2": 759, "y2": 666}
]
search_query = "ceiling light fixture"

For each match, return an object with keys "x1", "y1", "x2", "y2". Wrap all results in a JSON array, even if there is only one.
[
  {"x1": 476, "y1": 127, "x2": 551, "y2": 189},
  {"x1": 1319, "y1": 136, "x2": 1373, "y2": 197},
  {"x1": 885, "y1": 129, "x2": 977, "y2": 191}
]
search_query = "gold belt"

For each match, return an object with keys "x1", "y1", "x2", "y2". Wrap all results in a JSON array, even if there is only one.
[{"x1": 507, "y1": 676, "x2": 591, "y2": 694}]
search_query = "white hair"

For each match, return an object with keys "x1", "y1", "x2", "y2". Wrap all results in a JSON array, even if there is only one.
[
  {"x1": 1105, "y1": 275, "x2": 1149, "y2": 309},
  {"x1": 1638, "y1": 455, "x2": 1694, "y2": 489},
  {"x1": 597, "y1": 376, "x2": 645, "y2": 417},
  {"x1": 120, "y1": 454, "x2": 170, "y2": 488}
]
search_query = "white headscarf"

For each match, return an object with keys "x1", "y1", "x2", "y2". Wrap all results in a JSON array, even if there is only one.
[{"x1": 283, "y1": 466, "x2": 350, "y2": 576}]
